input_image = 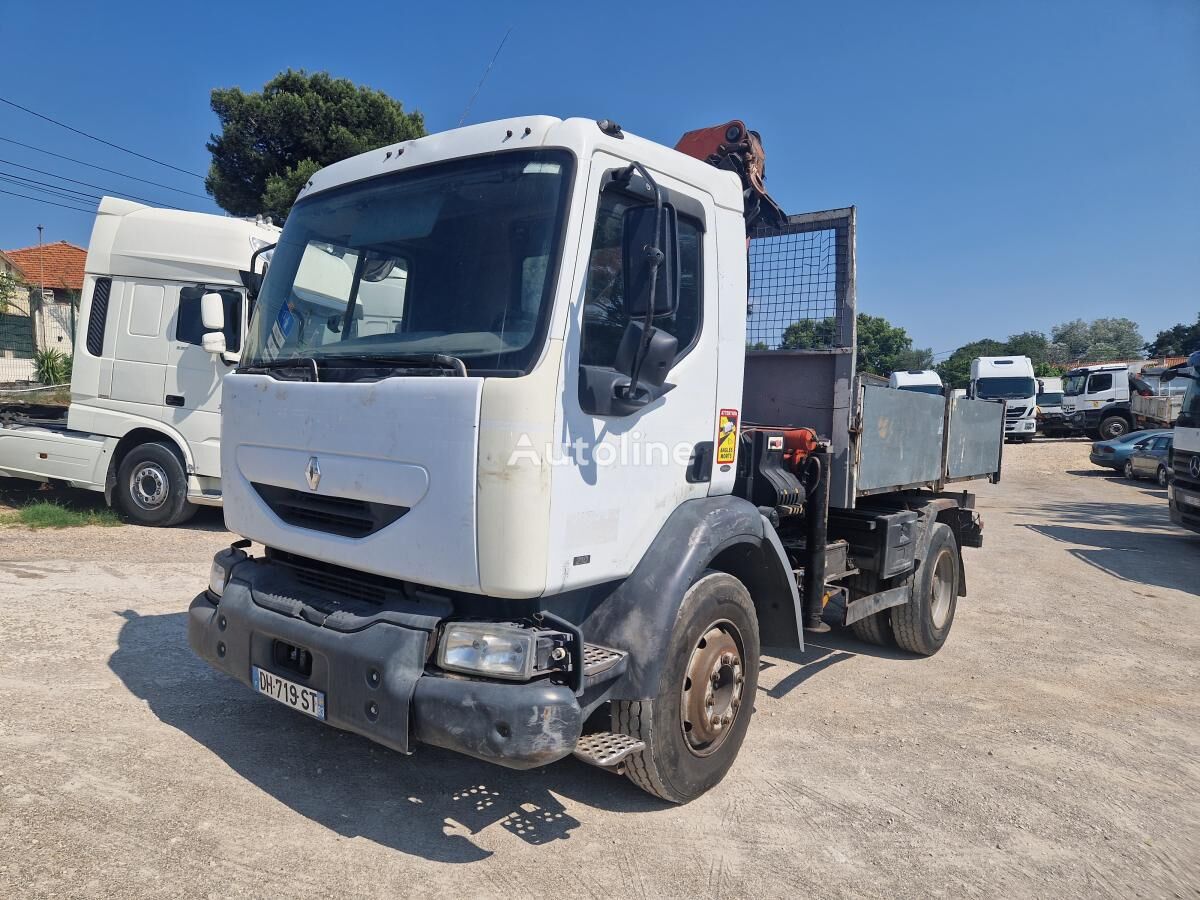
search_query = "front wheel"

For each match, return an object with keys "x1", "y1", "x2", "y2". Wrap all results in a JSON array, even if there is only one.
[
  {"x1": 614, "y1": 571, "x2": 760, "y2": 804},
  {"x1": 1099, "y1": 416, "x2": 1129, "y2": 440},
  {"x1": 1124, "y1": 459, "x2": 1137, "y2": 480},
  {"x1": 115, "y1": 442, "x2": 197, "y2": 527},
  {"x1": 891, "y1": 523, "x2": 961, "y2": 656}
]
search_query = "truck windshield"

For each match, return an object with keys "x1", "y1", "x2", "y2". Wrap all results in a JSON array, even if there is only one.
[
  {"x1": 1063, "y1": 374, "x2": 1087, "y2": 396},
  {"x1": 976, "y1": 376, "x2": 1036, "y2": 400},
  {"x1": 1181, "y1": 377, "x2": 1200, "y2": 427},
  {"x1": 1037, "y1": 392, "x2": 1063, "y2": 405},
  {"x1": 899, "y1": 384, "x2": 944, "y2": 395},
  {"x1": 243, "y1": 150, "x2": 573, "y2": 375}
]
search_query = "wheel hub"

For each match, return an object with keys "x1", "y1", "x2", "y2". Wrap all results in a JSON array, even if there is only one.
[
  {"x1": 130, "y1": 463, "x2": 168, "y2": 510},
  {"x1": 680, "y1": 623, "x2": 744, "y2": 756}
]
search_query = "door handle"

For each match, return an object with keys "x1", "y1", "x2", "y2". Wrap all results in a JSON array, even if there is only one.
[{"x1": 165, "y1": 395, "x2": 185, "y2": 407}]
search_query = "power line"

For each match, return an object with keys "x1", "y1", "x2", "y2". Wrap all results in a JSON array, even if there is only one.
[
  {"x1": 458, "y1": 26, "x2": 514, "y2": 126},
  {"x1": 0, "y1": 157, "x2": 182, "y2": 209},
  {"x1": 0, "y1": 172, "x2": 100, "y2": 205},
  {"x1": 0, "y1": 135, "x2": 210, "y2": 199},
  {"x1": 0, "y1": 95, "x2": 204, "y2": 180},
  {"x1": 0, "y1": 186, "x2": 94, "y2": 214}
]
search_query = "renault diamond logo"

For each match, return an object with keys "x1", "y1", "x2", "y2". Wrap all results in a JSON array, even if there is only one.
[
  {"x1": 1190, "y1": 455, "x2": 1200, "y2": 480},
  {"x1": 305, "y1": 456, "x2": 321, "y2": 491}
]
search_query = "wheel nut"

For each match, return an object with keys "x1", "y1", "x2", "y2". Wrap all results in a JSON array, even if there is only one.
[
  {"x1": 710, "y1": 715, "x2": 722, "y2": 728},
  {"x1": 722, "y1": 712, "x2": 733, "y2": 725},
  {"x1": 720, "y1": 653, "x2": 733, "y2": 666},
  {"x1": 711, "y1": 672, "x2": 721, "y2": 686}
]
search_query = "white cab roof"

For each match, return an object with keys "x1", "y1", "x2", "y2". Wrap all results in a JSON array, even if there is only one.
[
  {"x1": 297, "y1": 116, "x2": 746, "y2": 215},
  {"x1": 85, "y1": 197, "x2": 280, "y2": 286}
]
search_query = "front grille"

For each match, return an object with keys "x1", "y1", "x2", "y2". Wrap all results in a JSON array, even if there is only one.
[
  {"x1": 252, "y1": 482, "x2": 408, "y2": 538},
  {"x1": 269, "y1": 549, "x2": 392, "y2": 605},
  {"x1": 1005, "y1": 406, "x2": 1028, "y2": 419}
]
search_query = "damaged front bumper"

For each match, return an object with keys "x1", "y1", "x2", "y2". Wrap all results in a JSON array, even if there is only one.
[{"x1": 187, "y1": 563, "x2": 584, "y2": 770}]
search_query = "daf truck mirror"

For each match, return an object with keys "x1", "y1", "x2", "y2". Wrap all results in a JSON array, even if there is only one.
[
  {"x1": 201, "y1": 292, "x2": 226, "y2": 331},
  {"x1": 202, "y1": 332, "x2": 227, "y2": 354},
  {"x1": 623, "y1": 202, "x2": 679, "y2": 318}
]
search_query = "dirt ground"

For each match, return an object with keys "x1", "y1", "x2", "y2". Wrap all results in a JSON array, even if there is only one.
[{"x1": 1, "y1": 439, "x2": 1197, "y2": 899}]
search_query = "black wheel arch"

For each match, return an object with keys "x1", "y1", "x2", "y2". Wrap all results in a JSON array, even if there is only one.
[{"x1": 578, "y1": 495, "x2": 799, "y2": 701}]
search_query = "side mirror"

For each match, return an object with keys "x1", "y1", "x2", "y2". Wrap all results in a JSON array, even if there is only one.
[
  {"x1": 615, "y1": 320, "x2": 677, "y2": 389},
  {"x1": 202, "y1": 332, "x2": 227, "y2": 354},
  {"x1": 623, "y1": 203, "x2": 679, "y2": 318},
  {"x1": 201, "y1": 292, "x2": 226, "y2": 331}
]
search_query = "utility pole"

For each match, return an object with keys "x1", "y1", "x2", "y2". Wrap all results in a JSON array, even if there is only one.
[{"x1": 36, "y1": 224, "x2": 45, "y2": 349}]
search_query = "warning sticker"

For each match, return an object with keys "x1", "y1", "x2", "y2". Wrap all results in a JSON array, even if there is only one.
[{"x1": 716, "y1": 408, "x2": 739, "y2": 465}]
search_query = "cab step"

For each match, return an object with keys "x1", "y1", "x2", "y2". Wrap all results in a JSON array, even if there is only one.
[
  {"x1": 582, "y1": 643, "x2": 626, "y2": 677},
  {"x1": 573, "y1": 731, "x2": 646, "y2": 768}
]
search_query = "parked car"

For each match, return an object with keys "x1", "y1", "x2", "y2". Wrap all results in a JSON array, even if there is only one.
[
  {"x1": 1125, "y1": 433, "x2": 1174, "y2": 486},
  {"x1": 1089, "y1": 429, "x2": 1171, "y2": 472}
]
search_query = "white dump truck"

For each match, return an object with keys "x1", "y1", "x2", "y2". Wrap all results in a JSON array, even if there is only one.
[
  {"x1": 189, "y1": 117, "x2": 1003, "y2": 802},
  {"x1": 0, "y1": 198, "x2": 278, "y2": 524}
]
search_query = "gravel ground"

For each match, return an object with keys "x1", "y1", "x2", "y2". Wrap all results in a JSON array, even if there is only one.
[{"x1": 0, "y1": 438, "x2": 1197, "y2": 898}]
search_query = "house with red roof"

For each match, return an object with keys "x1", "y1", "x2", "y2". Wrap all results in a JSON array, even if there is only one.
[{"x1": 0, "y1": 240, "x2": 86, "y2": 382}]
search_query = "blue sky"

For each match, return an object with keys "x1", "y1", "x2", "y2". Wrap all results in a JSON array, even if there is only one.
[{"x1": 0, "y1": 0, "x2": 1195, "y2": 355}]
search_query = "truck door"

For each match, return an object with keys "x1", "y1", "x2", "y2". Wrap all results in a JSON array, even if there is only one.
[
  {"x1": 109, "y1": 279, "x2": 170, "y2": 413},
  {"x1": 549, "y1": 153, "x2": 719, "y2": 592},
  {"x1": 164, "y1": 285, "x2": 244, "y2": 478}
]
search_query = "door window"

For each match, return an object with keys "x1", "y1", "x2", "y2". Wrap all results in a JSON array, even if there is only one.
[
  {"x1": 580, "y1": 191, "x2": 702, "y2": 368},
  {"x1": 177, "y1": 286, "x2": 242, "y2": 352},
  {"x1": 1087, "y1": 372, "x2": 1113, "y2": 393}
]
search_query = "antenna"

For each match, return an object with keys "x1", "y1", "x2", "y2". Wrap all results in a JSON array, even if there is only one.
[{"x1": 458, "y1": 26, "x2": 513, "y2": 127}]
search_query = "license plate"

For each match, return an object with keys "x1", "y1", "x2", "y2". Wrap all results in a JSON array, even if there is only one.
[{"x1": 252, "y1": 666, "x2": 326, "y2": 720}]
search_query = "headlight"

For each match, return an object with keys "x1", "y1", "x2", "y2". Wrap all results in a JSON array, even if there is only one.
[
  {"x1": 437, "y1": 622, "x2": 570, "y2": 681},
  {"x1": 207, "y1": 543, "x2": 249, "y2": 598}
]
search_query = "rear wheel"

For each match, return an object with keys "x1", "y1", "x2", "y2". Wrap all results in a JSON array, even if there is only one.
[
  {"x1": 1124, "y1": 459, "x2": 1137, "y2": 480},
  {"x1": 1099, "y1": 415, "x2": 1129, "y2": 440},
  {"x1": 1157, "y1": 466, "x2": 1169, "y2": 488},
  {"x1": 615, "y1": 571, "x2": 759, "y2": 804},
  {"x1": 115, "y1": 442, "x2": 197, "y2": 527},
  {"x1": 891, "y1": 523, "x2": 960, "y2": 656}
]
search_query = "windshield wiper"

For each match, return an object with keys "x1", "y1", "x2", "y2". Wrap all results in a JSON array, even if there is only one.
[
  {"x1": 237, "y1": 357, "x2": 320, "y2": 381},
  {"x1": 316, "y1": 353, "x2": 469, "y2": 377}
]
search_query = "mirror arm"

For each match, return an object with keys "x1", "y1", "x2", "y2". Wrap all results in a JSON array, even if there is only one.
[
  {"x1": 614, "y1": 161, "x2": 664, "y2": 400},
  {"x1": 247, "y1": 242, "x2": 277, "y2": 301}
]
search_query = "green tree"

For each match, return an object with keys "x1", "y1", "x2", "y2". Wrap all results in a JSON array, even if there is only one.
[
  {"x1": 1144, "y1": 312, "x2": 1200, "y2": 357},
  {"x1": 0, "y1": 271, "x2": 21, "y2": 314},
  {"x1": 780, "y1": 313, "x2": 931, "y2": 377},
  {"x1": 1050, "y1": 317, "x2": 1143, "y2": 363},
  {"x1": 206, "y1": 70, "x2": 425, "y2": 220},
  {"x1": 935, "y1": 339, "x2": 1007, "y2": 390}
]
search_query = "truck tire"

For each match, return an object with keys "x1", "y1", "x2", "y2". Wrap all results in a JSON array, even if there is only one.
[
  {"x1": 843, "y1": 571, "x2": 894, "y2": 646},
  {"x1": 1098, "y1": 415, "x2": 1129, "y2": 440},
  {"x1": 115, "y1": 442, "x2": 197, "y2": 527},
  {"x1": 891, "y1": 523, "x2": 960, "y2": 656},
  {"x1": 614, "y1": 571, "x2": 759, "y2": 804}
]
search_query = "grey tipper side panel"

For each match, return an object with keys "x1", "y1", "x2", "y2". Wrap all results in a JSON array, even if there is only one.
[
  {"x1": 856, "y1": 386, "x2": 945, "y2": 493},
  {"x1": 946, "y1": 397, "x2": 1004, "y2": 479},
  {"x1": 581, "y1": 495, "x2": 789, "y2": 699}
]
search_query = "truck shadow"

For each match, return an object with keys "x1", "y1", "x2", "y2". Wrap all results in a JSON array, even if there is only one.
[
  {"x1": 107, "y1": 610, "x2": 672, "y2": 862},
  {"x1": 1018, "y1": 501, "x2": 1199, "y2": 595},
  {"x1": 759, "y1": 631, "x2": 915, "y2": 699}
]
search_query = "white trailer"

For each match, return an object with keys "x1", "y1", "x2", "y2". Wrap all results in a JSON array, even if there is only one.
[{"x1": 0, "y1": 197, "x2": 278, "y2": 524}]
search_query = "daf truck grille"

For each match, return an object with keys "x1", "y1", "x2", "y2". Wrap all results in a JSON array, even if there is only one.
[{"x1": 251, "y1": 483, "x2": 408, "y2": 538}]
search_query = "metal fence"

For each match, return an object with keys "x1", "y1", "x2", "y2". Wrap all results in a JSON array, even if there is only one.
[
  {"x1": 0, "y1": 289, "x2": 77, "y2": 385},
  {"x1": 747, "y1": 208, "x2": 855, "y2": 351}
]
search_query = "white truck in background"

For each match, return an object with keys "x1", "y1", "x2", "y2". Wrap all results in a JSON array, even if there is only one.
[
  {"x1": 1062, "y1": 361, "x2": 1186, "y2": 438},
  {"x1": 969, "y1": 356, "x2": 1037, "y2": 441},
  {"x1": 1035, "y1": 376, "x2": 1070, "y2": 436},
  {"x1": 0, "y1": 197, "x2": 279, "y2": 524},
  {"x1": 888, "y1": 369, "x2": 943, "y2": 395}
]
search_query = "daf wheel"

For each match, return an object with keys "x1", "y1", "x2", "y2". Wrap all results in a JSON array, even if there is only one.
[
  {"x1": 891, "y1": 523, "x2": 960, "y2": 656},
  {"x1": 614, "y1": 571, "x2": 759, "y2": 804},
  {"x1": 1098, "y1": 415, "x2": 1129, "y2": 440},
  {"x1": 115, "y1": 442, "x2": 197, "y2": 527}
]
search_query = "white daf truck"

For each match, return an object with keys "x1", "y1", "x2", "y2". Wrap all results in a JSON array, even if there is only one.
[
  {"x1": 0, "y1": 197, "x2": 278, "y2": 524},
  {"x1": 188, "y1": 116, "x2": 1003, "y2": 802},
  {"x1": 969, "y1": 356, "x2": 1037, "y2": 441}
]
